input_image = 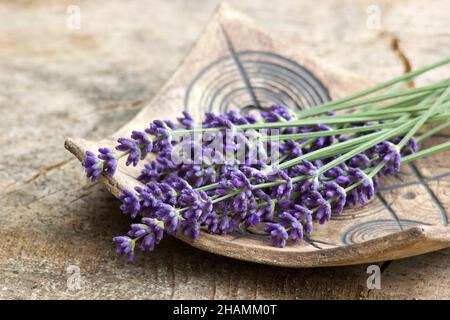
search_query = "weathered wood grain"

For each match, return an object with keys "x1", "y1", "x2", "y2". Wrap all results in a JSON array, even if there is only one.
[{"x1": 1, "y1": 0, "x2": 449, "y2": 299}]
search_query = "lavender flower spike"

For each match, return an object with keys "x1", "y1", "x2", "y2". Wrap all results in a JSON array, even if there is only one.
[
  {"x1": 265, "y1": 222, "x2": 289, "y2": 248},
  {"x1": 177, "y1": 111, "x2": 195, "y2": 129},
  {"x1": 279, "y1": 212, "x2": 304, "y2": 242},
  {"x1": 82, "y1": 151, "x2": 101, "y2": 182},
  {"x1": 131, "y1": 130, "x2": 153, "y2": 159},
  {"x1": 145, "y1": 120, "x2": 173, "y2": 153},
  {"x1": 118, "y1": 189, "x2": 141, "y2": 218},
  {"x1": 98, "y1": 148, "x2": 117, "y2": 177},
  {"x1": 112, "y1": 236, "x2": 135, "y2": 262},
  {"x1": 116, "y1": 137, "x2": 141, "y2": 167},
  {"x1": 132, "y1": 217, "x2": 164, "y2": 252}
]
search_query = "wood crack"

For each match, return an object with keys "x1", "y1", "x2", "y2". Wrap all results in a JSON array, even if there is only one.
[
  {"x1": 219, "y1": 24, "x2": 261, "y2": 109},
  {"x1": 91, "y1": 98, "x2": 149, "y2": 114},
  {"x1": 409, "y1": 163, "x2": 448, "y2": 226},
  {"x1": 0, "y1": 157, "x2": 75, "y2": 201},
  {"x1": 385, "y1": 32, "x2": 414, "y2": 87},
  {"x1": 25, "y1": 157, "x2": 74, "y2": 184}
]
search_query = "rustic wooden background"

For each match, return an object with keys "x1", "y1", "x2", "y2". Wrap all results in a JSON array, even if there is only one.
[{"x1": 1, "y1": 0, "x2": 449, "y2": 299}]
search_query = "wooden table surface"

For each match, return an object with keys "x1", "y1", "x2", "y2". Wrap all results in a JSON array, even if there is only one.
[{"x1": 1, "y1": 0, "x2": 449, "y2": 299}]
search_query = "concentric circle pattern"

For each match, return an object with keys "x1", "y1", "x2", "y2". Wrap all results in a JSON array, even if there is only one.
[
  {"x1": 330, "y1": 197, "x2": 382, "y2": 220},
  {"x1": 340, "y1": 219, "x2": 427, "y2": 245},
  {"x1": 184, "y1": 51, "x2": 331, "y2": 117}
]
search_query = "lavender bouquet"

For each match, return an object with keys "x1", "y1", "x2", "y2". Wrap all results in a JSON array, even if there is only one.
[{"x1": 80, "y1": 56, "x2": 450, "y2": 261}]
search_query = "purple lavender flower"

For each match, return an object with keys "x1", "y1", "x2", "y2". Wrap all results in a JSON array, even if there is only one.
[
  {"x1": 267, "y1": 169, "x2": 292, "y2": 200},
  {"x1": 311, "y1": 125, "x2": 334, "y2": 150},
  {"x1": 279, "y1": 212, "x2": 304, "y2": 242},
  {"x1": 279, "y1": 140, "x2": 303, "y2": 157},
  {"x1": 138, "y1": 160, "x2": 165, "y2": 183},
  {"x1": 358, "y1": 176, "x2": 375, "y2": 205},
  {"x1": 402, "y1": 138, "x2": 418, "y2": 156},
  {"x1": 112, "y1": 218, "x2": 164, "y2": 260},
  {"x1": 347, "y1": 153, "x2": 371, "y2": 169},
  {"x1": 223, "y1": 110, "x2": 257, "y2": 125},
  {"x1": 251, "y1": 189, "x2": 275, "y2": 221},
  {"x1": 228, "y1": 213, "x2": 243, "y2": 232},
  {"x1": 260, "y1": 104, "x2": 292, "y2": 122},
  {"x1": 178, "y1": 188, "x2": 213, "y2": 222},
  {"x1": 91, "y1": 103, "x2": 429, "y2": 259},
  {"x1": 177, "y1": 188, "x2": 200, "y2": 207},
  {"x1": 118, "y1": 189, "x2": 141, "y2": 218},
  {"x1": 279, "y1": 200, "x2": 312, "y2": 220},
  {"x1": 218, "y1": 214, "x2": 231, "y2": 234},
  {"x1": 203, "y1": 110, "x2": 257, "y2": 129},
  {"x1": 112, "y1": 236, "x2": 135, "y2": 262},
  {"x1": 315, "y1": 205, "x2": 332, "y2": 224},
  {"x1": 128, "y1": 223, "x2": 149, "y2": 238},
  {"x1": 372, "y1": 175, "x2": 380, "y2": 194},
  {"x1": 290, "y1": 160, "x2": 319, "y2": 193},
  {"x1": 179, "y1": 164, "x2": 218, "y2": 188},
  {"x1": 392, "y1": 137, "x2": 419, "y2": 156},
  {"x1": 97, "y1": 148, "x2": 117, "y2": 177},
  {"x1": 345, "y1": 188, "x2": 359, "y2": 207},
  {"x1": 181, "y1": 219, "x2": 200, "y2": 240},
  {"x1": 203, "y1": 112, "x2": 234, "y2": 129},
  {"x1": 159, "y1": 182, "x2": 178, "y2": 205},
  {"x1": 131, "y1": 130, "x2": 153, "y2": 159},
  {"x1": 298, "y1": 190, "x2": 331, "y2": 224},
  {"x1": 139, "y1": 230, "x2": 162, "y2": 252},
  {"x1": 134, "y1": 185, "x2": 160, "y2": 213},
  {"x1": 203, "y1": 212, "x2": 219, "y2": 234},
  {"x1": 82, "y1": 151, "x2": 101, "y2": 182},
  {"x1": 177, "y1": 111, "x2": 195, "y2": 129},
  {"x1": 320, "y1": 181, "x2": 346, "y2": 214},
  {"x1": 156, "y1": 151, "x2": 178, "y2": 170},
  {"x1": 128, "y1": 217, "x2": 164, "y2": 252},
  {"x1": 298, "y1": 124, "x2": 334, "y2": 151},
  {"x1": 244, "y1": 211, "x2": 261, "y2": 226},
  {"x1": 290, "y1": 160, "x2": 317, "y2": 177},
  {"x1": 116, "y1": 138, "x2": 140, "y2": 167},
  {"x1": 216, "y1": 167, "x2": 252, "y2": 195},
  {"x1": 264, "y1": 222, "x2": 288, "y2": 247},
  {"x1": 232, "y1": 189, "x2": 256, "y2": 218},
  {"x1": 156, "y1": 203, "x2": 179, "y2": 233},
  {"x1": 341, "y1": 167, "x2": 375, "y2": 206},
  {"x1": 323, "y1": 164, "x2": 346, "y2": 179},
  {"x1": 242, "y1": 167, "x2": 267, "y2": 184},
  {"x1": 368, "y1": 141, "x2": 401, "y2": 176},
  {"x1": 145, "y1": 120, "x2": 173, "y2": 153},
  {"x1": 304, "y1": 214, "x2": 313, "y2": 234}
]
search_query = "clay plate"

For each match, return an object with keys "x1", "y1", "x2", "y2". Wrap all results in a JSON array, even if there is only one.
[{"x1": 65, "y1": 4, "x2": 450, "y2": 267}]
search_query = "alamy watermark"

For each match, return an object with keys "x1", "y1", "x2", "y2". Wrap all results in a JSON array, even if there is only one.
[
  {"x1": 366, "y1": 4, "x2": 382, "y2": 30},
  {"x1": 169, "y1": 129, "x2": 281, "y2": 166},
  {"x1": 66, "y1": 264, "x2": 82, "y2": 291},
  {"x1": 366, "y1": 264, "x2": 381, "y2": 289},
  {"x1": 66, "y1": 5, "x2": 81, "y2": 31}
]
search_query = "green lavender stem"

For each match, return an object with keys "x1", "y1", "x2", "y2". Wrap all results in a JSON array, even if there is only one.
[
  {"x1": 402, "y1": 141, "x2": 450, "y2": 163},
  {"x1": 397, "y1": 85, "x2": 450, "y2": 149},
  {"x1": 167, "y1": 82, "x2": 449, "y2": 136},
  {"x1": 293, "y1": 55, "x2": 450, "y2": 118},
  {"x1": 277, "y1": 115, "x2": 411, "y2": 171},
  {"x1": 313, "y1": 120, "x2": 414, "y2": 177},
  {"x1": 416, "y1": 120, "x2": 450, "y2": 143},
  {"x1": 294, "y1": 80, "x2": 449, "y2": 118}
]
